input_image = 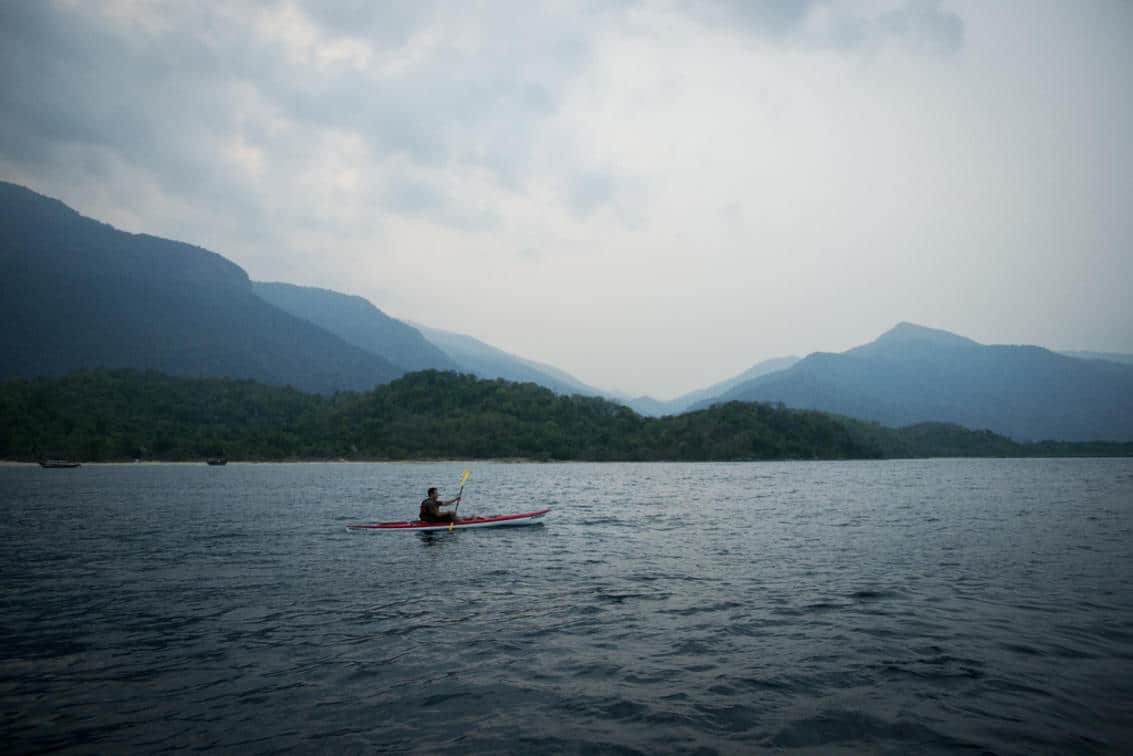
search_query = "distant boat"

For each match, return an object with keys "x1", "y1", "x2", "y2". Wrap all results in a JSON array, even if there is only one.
[
  {"x1": 206, "y1": 457, "x2": 228, "y2": 466},
  {"x1": 39, "y1": 460, "x2": 81, "y2": 468}
]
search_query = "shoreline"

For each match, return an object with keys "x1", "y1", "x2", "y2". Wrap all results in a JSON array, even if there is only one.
[
  {"x1": 0, "y1": 458, "x2": 558, "y2": 466},
  {"x1": 3, "y1": 454, "x2": 1132, "y2": 467}
]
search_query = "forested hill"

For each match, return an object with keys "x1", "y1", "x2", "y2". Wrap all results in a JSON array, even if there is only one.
[
  {"x1": 3, "y1": 370, "x2": 1129, "y2": 462},
  {"x1": 0, "y1": 369, "x2": 871, "y2": 461},
  {"x1": 330, "y1": 370, "x2": 869, "y2": 461}
]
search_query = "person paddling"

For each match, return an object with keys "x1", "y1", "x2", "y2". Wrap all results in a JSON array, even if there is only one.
[{"x1": 419, "y1": 487, "x2": 461, "y2": 523}]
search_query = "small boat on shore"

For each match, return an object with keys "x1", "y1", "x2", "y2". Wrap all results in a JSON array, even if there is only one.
[
  {"x1": 206, "y1": 457, "x2": 228, "y2": 466},
  {"x1": 39, "y1": 460, "x2": 81, "y2": 468}
]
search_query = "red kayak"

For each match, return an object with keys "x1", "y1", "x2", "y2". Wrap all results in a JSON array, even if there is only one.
[{"x1": 347, "y1": 508, "x2": 550, "y2": 531}]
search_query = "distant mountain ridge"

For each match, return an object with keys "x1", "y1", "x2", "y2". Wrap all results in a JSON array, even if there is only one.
[
  {"x1": 1061, "y1": 350, "x2": 1133, "y2": 366},
  {"x1": 410, "y1": 322, "x2": 611, "y2": 398},
  {"x1": 697, "y1": 323, "x2": 1133, "y2": 441},
  {"x1": 844, "y1": 321, "x2": 979, "y2": 357},
  {"x1": 626, "y1": 356, "x2": 801, "y2": 416},
  {"x1": 0, "y1": 181, "x2": 401, "y2": 392},
  {"x1": 252, "y1": 282, "x2": 456, "y2": 373}
]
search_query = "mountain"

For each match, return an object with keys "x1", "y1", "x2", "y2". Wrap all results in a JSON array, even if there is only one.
[
  {"x1": 696, "y1": 322, "x2": 1133, "y2": 442},
  {"x1": 844, "y1": 321, "x2": 979, "y2": 356},
  {"x1": 252, "y1": 281, "x2": 457, "y2": 372},
  {"x1": 624, "y1": 395, "x2": 673, "y2": 417},
  {"x1": 1061, "y1": 351, "x2": 1133, "y2": 366},
  {"x1": 0, "y1": 181, "x2": 402, "y2": 393},
  {"x1": 410, "y1": 322, "x2": 610, "y2": 398},
  {"x1": 627, "y1": 355, "x2": 800, "y2": 416}
]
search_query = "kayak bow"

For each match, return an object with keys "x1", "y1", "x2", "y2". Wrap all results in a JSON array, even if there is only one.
[{"x1": 347, "y1": 508, "x2": 550, "y2": 532}]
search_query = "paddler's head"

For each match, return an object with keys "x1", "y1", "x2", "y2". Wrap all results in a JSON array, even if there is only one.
[{"x1": 427, "y1": 487, "x2": 438, "y2": 500}]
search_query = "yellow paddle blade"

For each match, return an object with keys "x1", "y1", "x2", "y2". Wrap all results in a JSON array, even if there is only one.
[{"x1": 460, "y1": 468, "x2": 471, "y2": 487}]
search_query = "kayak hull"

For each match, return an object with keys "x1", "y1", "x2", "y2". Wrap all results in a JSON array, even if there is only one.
[{"x1": 348, "y1": 508, "x2": 550, "y2": 531}]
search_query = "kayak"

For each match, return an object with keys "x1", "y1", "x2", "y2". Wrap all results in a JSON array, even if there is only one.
[{"x1": 347, "y1": 508, "x2": 550, "y2": 531}]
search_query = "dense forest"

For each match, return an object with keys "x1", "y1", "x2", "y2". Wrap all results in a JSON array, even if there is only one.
[{"x1": 1, "y1": 369, "x2": 1130, "y2": 462}]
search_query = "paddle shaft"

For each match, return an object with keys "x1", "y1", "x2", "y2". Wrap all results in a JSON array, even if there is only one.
[
  {"x1": 449, "y1": 469, "x2": 471, "y2": 531},
  {"x1": 453, "y1": 484, "x2": 465, "y2": 516}
]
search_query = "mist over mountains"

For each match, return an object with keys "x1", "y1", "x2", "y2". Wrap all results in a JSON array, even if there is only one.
[
  {"x1": 625, "y1": 356, "x2": 801, "y2": 417},
  {"x1": 2, "y1": 181, "x2": 1132, "y2": 443},
  {"x1": 408, "y1": 322, "x2": 611, "y2": 399}
]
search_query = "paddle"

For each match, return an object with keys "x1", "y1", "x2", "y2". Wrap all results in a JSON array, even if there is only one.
[{"x1": 450, "y1": 468, "x2": 471, "y2": 531}]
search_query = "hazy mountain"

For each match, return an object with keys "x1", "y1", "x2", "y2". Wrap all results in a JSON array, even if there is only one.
[
  {"x1": 0, "y1": 181, "x2": 402, "y2": 393},
  {"x1": 627, "y1": 355, "x2": 801, "y2": 416},
  {"x1": 697, "y1": 322, "x2": 1133, "y2": 441},
  {"x1": 252, "y1": 281, "x2": 457, "y2": 372},
  {"x1": 411, "y1": 322, "x2": 609, "y2": 398},
  {"x1": 845, "y1": 321, "x2": 980, "y2": 356},
  {"x1": 414, "y1": 321, "x2": 801, "y2": 416},
  {"x1": 624, "y1": 395, "x2": 673, "y2": 417},
  {"x1": 1061, "y1": 351, "x2": 1133, "y2": 366}
]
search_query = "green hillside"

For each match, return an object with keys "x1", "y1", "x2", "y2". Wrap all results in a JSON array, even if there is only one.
[
  {"x1": 0, "y1": 369, "x2": 872, "y2": 462},
  {"x1": 3, "y1": 370, "x2": 1129, "y2": 463}
]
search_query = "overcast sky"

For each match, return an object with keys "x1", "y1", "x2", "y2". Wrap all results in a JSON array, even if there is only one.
[{"x1": 2, "y1": 1, "x2": 1131, "y2": 398}]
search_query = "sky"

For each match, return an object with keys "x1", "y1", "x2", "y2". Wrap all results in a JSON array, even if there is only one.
[{"x1": 1, "y1": 0, "x2": 1131, "y2": 399}]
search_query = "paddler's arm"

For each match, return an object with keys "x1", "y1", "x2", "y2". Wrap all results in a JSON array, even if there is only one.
[{"x1": 441, "y1": 495, "x2": 462, "y2": 506}]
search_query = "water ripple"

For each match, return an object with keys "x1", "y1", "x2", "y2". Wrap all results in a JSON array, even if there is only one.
[{"x1": 2, "y1": 459, "x2": 1132, "y2": 754}]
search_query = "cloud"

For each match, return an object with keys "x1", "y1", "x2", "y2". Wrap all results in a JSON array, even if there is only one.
[
  {"x1": 685, "y1": 0, "x2": 964, "y2": 54},
  {"x1": 0, "y1": 0, "x2": 964, "y2": 241},
  {"x1": 687, "y1": 0, "x2": 820, "y2": 38},
  {"x1": 570, "y1": 172, "x2": 615, "y2": 216},
  {"x1": 0, "y1": 1, "x2": 600, "y2": 225},
  {"x1": 877, "y1": 0, "x2": 964, "y2": 54},
  {"x1": 384, "y1": 175, "x2": 448, "y2": 215},
  {"x1": 383, "y1": 173, "x2": 500, "y2": 232},
  {"x1": 294, "y1": 0, "x2": 431, "y2": 44}
]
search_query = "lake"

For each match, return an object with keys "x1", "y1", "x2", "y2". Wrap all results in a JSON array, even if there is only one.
[{"x1": 2, "y1": 459, "x2": 1132, "y2": 754}]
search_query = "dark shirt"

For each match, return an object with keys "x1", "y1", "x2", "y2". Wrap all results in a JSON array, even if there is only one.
[{"x1": 420, "y1": 498, "x2": 440, "y2": 522}]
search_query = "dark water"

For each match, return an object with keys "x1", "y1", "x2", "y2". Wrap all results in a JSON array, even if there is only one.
[{"x1": 2, "y1": 459, "x2": 1132, "y2": 754}]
